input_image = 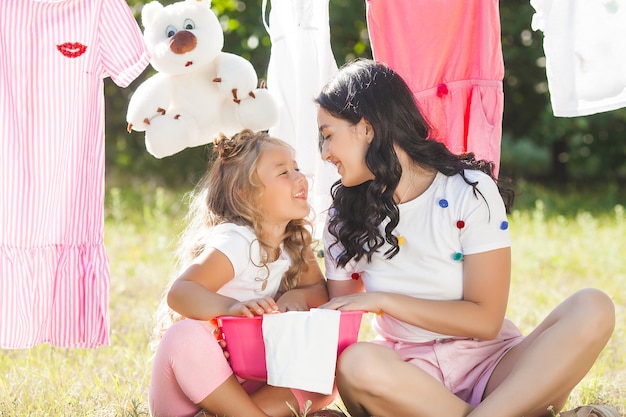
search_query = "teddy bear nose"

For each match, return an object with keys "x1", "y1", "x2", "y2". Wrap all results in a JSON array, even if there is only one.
[{"x1": 169, "y1": 30, "x2": 197, "y2": 55}]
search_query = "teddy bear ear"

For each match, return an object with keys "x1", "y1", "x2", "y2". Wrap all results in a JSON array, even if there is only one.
[{"x1": 141, "y1": 1, "x2": 164, "y2": 28}]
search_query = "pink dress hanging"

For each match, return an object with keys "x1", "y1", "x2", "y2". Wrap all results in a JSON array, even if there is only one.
[
  {"x1": 366, "y1": 0, "x2": 505, "y2": 176},
  {"x1": 0, "y1": 0, "x2": 149, "y2": 348}
]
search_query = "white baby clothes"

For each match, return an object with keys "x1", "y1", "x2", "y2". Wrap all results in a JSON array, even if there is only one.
[
  {"x1": 530, "y1": 0, "x2": 626, "y2": 116},
  {"x1": 263, "y1": 0, "x2": 340, "y2": 238}
]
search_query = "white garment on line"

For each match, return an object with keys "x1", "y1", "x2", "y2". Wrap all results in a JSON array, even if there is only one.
[
  {"x1": 530, "y1": 0, "x2": 626, "y2": 117},
  {"x1": 263, "y1": 0, "x2": 340, "y2": 238}
]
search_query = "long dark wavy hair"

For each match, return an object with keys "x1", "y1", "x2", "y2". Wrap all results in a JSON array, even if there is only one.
[{"x1": 315, "y1": 59, "x2": 514, "y2": 268}]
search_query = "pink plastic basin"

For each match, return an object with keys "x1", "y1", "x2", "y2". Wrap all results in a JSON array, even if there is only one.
[{"x1": 216, "y1": 310, "x2": 365, "y2": 381}]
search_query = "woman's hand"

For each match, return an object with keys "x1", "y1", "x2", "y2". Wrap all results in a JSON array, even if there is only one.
[{"x1": 320, "y1": 291, "x2": 385, "y2": 314}]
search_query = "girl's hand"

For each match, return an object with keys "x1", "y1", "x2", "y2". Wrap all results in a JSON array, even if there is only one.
[
  {"x1": 275, "y1": 290, "x2": 310, "y2": 312},
  {"x1": 209, "y1": 319, "x2": 230, "y2": 360},
  {"x1": 225, "y1": 296, "x2": 279, "y2": 317},
  {"x1": 320, "y1": 291, "x2": 384, "y2": 314}
]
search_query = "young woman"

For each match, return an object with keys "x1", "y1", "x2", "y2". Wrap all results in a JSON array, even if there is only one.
[
  {"x1": 149, "y1": 130, "x2": 343, "y2": 417},
  {"x1": 316, "y1": 60, "x2": 617, "y2": 417}
]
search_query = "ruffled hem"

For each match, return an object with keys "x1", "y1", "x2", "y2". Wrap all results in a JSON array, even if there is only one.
[{"x1": 0, "y1": 243, "x2": 110, "y2": 348}]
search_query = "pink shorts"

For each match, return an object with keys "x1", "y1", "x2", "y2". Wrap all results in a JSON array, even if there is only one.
[
  {"x1": 149, "y1": 319, "x2": 335, "y2": 417},
  {"x1": 372, "y1": 319, "x2": 523, "y2": 406}
]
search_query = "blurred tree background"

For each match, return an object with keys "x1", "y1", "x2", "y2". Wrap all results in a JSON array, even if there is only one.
[{"x1": 105, "y1": 0, "x2": 626, "y2": 188}]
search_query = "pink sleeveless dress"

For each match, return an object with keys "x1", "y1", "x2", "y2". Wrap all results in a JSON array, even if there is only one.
[{"x1": 366, "y1": 0, "x2": 504, "y2": 176}]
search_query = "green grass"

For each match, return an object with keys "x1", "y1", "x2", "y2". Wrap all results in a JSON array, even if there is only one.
[{"x1": 0, "y1": 180, "x2": 624, "y2": 416}]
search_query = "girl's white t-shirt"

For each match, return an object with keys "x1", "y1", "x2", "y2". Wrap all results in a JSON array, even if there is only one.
[
  {"x1": 324, "y1": 170, "x2": 511, "y2": 343},
  {"x1": 206, "y1": 223, "x2": 291, "y2": 301}
]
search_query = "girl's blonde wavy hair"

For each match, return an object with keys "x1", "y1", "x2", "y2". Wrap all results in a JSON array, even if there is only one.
[{"x1": 151, "y1": 130, "x2": 314, "y2": 349}]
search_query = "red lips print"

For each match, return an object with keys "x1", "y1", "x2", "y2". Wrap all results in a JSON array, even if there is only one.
[{"x1": 56, "y1": 42, "x2": 87, "y2": 58}]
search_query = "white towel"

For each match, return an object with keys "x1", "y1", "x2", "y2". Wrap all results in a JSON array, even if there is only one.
[{"x1": 262, "y1": 308, "x2": 341, "y2": 394}]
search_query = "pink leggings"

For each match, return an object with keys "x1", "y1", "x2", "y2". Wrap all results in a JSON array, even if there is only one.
[{"x1": 149, "y1": 319, "x2": 336, "y2": 417}]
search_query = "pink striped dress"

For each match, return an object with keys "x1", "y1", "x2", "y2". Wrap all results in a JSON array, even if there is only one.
[{"x1": 0, "y1": 0, "x2": 149, "y2": 348}]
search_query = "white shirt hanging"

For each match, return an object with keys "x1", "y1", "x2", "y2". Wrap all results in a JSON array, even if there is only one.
[
  {"x1": 263, "y1": 0, "x2": 340, "y2": 238},
  {"x1": 531, "y1": 0, "x2": 626, "y2": 117}
]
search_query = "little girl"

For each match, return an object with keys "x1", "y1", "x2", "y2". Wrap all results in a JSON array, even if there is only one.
[{"x1": 148, "y1": 130, "x2": 342, "y2": 417}]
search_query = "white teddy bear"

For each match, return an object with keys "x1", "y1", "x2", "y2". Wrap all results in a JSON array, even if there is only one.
[{"x1": 126, "y1": 0, "x2": 279, "y2": 158}]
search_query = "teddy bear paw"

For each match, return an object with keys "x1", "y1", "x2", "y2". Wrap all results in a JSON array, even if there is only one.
[
  {"x1": 144, "y1": 114, "x2": 199, "y2": 158},
  {"x1": 231, "y1": 88, "x2": 241, "y2": 104},
  {"x1": 237, "y1": 88, "x2": 279, "y2": 132}
]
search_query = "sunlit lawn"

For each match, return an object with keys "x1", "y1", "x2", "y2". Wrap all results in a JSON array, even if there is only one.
[{"x1": 0, "y1": 180, "x2": 624, "y2": 416}]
